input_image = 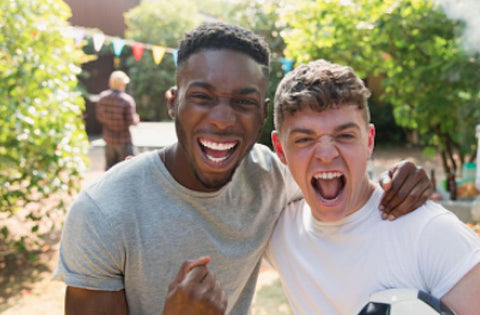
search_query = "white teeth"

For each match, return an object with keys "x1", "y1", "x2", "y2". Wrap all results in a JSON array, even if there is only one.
[
  {"x1": 200, "y1": 139, "x2": 236, "y2": 150},
  {"x1": 206, "y1": 155, "x2": 229, "y2": 163},
  {"x1": 314, "y1": 172, "x2": 342, "y2": 180}
]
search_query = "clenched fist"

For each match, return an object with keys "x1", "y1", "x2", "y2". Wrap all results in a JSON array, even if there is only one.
[{"x1": 163, "y1": 256, "x2": 228, "y2": 315}]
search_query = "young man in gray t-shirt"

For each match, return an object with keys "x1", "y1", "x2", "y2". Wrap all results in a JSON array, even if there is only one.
[{"x1": 55, "y1": 23, "x2": 433, "y2": 314}]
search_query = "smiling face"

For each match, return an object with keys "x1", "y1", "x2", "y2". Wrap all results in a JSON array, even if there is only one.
[
  {"x1": 272, "y1": 105, "x2": 376, "y2": 221},
  {"x1": 167, "y1": 49, "x2": 269, "y2": 192}
]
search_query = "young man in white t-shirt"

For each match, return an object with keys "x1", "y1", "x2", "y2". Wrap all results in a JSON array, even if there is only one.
[
  {"x1": 55, "y1": 24, "x2": 435, "y2": 314},
  {"x1": 267, "y1": 59, "x2": 480, "y2": 314}
]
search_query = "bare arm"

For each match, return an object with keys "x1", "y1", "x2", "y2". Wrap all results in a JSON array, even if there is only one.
[
  {"x1": 441, "y1": 263, "x2": 480, "y2": 314},
  {"x1": 65, "y1": 286, "x2": 128, "y2": 315}
]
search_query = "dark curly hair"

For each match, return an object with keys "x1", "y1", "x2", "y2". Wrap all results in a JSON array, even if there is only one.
[
  {"x1": 274, "y1": 59, "x2": 371, "y2": 132},
  {"x1": 177, "y1": 22, "x2": 270, "y2": 73}
]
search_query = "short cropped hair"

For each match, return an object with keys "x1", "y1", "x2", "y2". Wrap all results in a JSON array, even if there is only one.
[
  {"x1": 176, "y1": 22, "x2": 270, "y2": 77},
  {"x1": 274, "y1": 59, "x2": 371, "y2": 132}
]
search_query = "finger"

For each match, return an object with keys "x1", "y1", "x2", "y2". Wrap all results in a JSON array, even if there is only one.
[
  {"x1": 214, "y1": 279, "x2": 228, "y2": 312},
  {"x1": 378, "y1": 172, "x2": 392, "y2": 196},
  {"x1": 379, "y1": 172, "x2": 409, "y2": 212},
  {"x1": 183, "y1": 265, "x2": 210, "y2": 285},
  {"x1": 383, "y1": 173, "x2": 416, "y2": 210},
  {"x1": 204, "y1": 276, "x2": 228, "y2": 313},
  {"x1": 380, "y1": 175, "x2": 419, "y2": 215},
  {"x1": 379, "y1": 161, "x2": 415, "y2": 211},
  {"x1": 379, "y1": 161, "x2": 404, "y2": 190},
  {"x1": 383, "y1": 182, "x2": 431, "y2": 220},
  {"x1": 169, "y1": 256, "x2": 211, "y2": 290},
  {"x1": 200, "y1": 266, "x2": 216, "y2": 286},
  {"x1": 382, "y1": 163, "x2": 432, "y2": 217}
]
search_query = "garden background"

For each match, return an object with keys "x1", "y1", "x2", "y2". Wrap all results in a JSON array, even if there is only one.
[{"x1": 1, "y1": 0, "x2": 480, "y2": 313}]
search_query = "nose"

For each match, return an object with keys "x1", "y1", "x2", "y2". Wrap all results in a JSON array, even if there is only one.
[
  {"x1": 209, "y1": 99, "x2": 236, "y2": 129},
  {"x1": 314, "y1": 136, "x2": 339, "y2": 163}
]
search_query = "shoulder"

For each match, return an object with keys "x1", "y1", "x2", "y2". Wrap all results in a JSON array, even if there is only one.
[
  {"x1": 82, "y1": 151, "x2": 161, "y2": 217},
  {"x1": 244, "y1": 143, "x2": 286, "y2": 172},
  {"x1": 418, "y1": 201, "x2": 479, "y2": 242},
  {"x1": 119, "y1": 92, "x2": 135, "y2": 104},
  {"x1": 265, "y1": 199, "x2": 307, "y2": 257},
  {"x1": 381, "y1": 200, "x2": 452, "y2": 234},
  {"x1": 89, "y1": 150, "x2": 159, "y2": 189},
  {"x1": 386, "y1": 200, "x2": 478, "y2": 250},
  {"x1": 241, "y1": 144, "x2": 290, "y2": 187},
  {"x1": 97, "y1": 89, "x2": 113, "y2": 100},
  {"x1": 273, "y1": 199, "x2": 307, "y2": 233},
  {"x1": 280, "y1": 198, "x2": 306, "y2": 218},
  {"x1": 406, "y1": 201, "x2": 456, "y2": 226},
  {"x1": 242, "y1": 144, "x2": 301, "y2": 202}
]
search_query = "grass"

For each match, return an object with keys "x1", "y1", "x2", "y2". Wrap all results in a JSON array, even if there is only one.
[{"x1": 252, "y1": 278, "x2": 293, "y2": 315}]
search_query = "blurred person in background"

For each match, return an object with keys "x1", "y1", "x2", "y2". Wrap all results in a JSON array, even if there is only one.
[{"x1": 96, "y1": 70, "x2": 140, "y2": 170}]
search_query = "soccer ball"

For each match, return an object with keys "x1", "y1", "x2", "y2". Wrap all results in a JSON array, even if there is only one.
[{"x1": 357, "y1": 289, "x2": 455, "y2": 315}]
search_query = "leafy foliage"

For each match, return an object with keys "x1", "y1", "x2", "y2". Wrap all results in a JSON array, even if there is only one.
[
  {"x1": 123, "y1": 0, "x2": 201, "y2": 121},
  {"x1": 225, "y1": 0, "x2": 288, "y2": 147},
  {"x1": 0, "y1": 0, "x2": 89, "y2": 254},
  {"x1": 280, "y1": 0, "x2": 480, "y2": 176},
  {"x1": 123, "y1": 0, "x2": 291, "y2": 147}
]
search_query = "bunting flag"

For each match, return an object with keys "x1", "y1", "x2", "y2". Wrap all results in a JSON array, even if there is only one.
[
  {"x1": 281, "y1": 58, "x2": 294, "y2": 74},
  {"x1": 66, "y1": 26, "x2": 282, "y2": 68},
  {"x1": 112, "y1": 38, "x2": 126, "y2": 57},
  {"x1": 73, "y1": 28, "x2": 85, "y2": 46},
  {"x1": 92, "y1": 33, "x2": 105, "y2": 52},
  {"x1": 131, "y1": 42, "x2": 145, "y2": 61},
  {"x1": 66, "y1": 26, "x2": 178, "y2": 65},
  {"x1": 172, "y1": 49, "x2": 178, "y2": 67},
  {"x1": 152, "y1": 46, "x2": 166, "y2": 65}
]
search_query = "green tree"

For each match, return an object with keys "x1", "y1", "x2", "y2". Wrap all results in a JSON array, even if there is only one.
[
  {"x1": 124, "y1": 0, "x2": 201, "y2": 121},
  {"x1": 225, "y1": 0, "x2": 289, "y2": 147},
  {"x1": 374, "y1": 0, "x2": 480, "y2": 176},
  {"x1": 0, "y1": 0, "x2": 89, "y2": 253},
  {"x1": 280, "y1": 0, "x2": 480, "y2": 177},
  {"x1": 124, "y1": 0, "x2": 290, "y2": 147}
]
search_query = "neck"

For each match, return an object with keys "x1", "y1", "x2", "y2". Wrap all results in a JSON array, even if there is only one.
[{"x1": 161, "y1": 144, "x2": 199, "y2": 190}]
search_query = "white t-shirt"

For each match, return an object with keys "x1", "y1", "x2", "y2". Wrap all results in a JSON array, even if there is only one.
[
  {"x1": 54, "y1": 144, "x2": 301, "y2": 314},
  {"x1": 265, "y1": 186, "x2": 480, "y2": 315}
]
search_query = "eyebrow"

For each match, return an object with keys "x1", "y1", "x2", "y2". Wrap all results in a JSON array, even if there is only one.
[
  {"x1": 289, "y1": 122, "x2": 361, "y2": 135},
  {"x1": 187, "y1": 81, "x2": 261, "y2": 97}
]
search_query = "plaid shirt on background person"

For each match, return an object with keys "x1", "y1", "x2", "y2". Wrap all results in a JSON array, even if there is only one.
[{"x1": 96, "y1": 89, "x2": 137, "y2": 145}]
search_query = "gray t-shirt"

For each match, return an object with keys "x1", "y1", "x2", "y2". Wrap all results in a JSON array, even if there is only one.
[{"x1": 54, "y1": 144, "x2": 300, "y2": 314}]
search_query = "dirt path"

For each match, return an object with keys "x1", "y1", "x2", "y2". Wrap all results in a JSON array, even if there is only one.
[{"x1": 0, "y1": 144, "x2": 444, "y2": 314}]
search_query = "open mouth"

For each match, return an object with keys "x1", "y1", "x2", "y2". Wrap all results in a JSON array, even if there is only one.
[
  {"x1": 198, "y1": 137, "x2": 239, "y2": 164},
  {"x1": 311, "y1": 171, "x2": 345, "y2": 201}
]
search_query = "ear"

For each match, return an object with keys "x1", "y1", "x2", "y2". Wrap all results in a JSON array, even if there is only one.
[
  {"x1": 271, "y1": 131, "x2": 287, "y2": 165},
  {"x1": 367, "y1": 123, "x2": 375, "y2": 157},
  {"x1": 166, "y1": 87, "x2": 177, "y2": 119}
]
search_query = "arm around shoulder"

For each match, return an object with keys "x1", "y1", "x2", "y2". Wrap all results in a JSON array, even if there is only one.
[
  {"x1": 66, "y1": 286, "x2": 128, "y2": 315},
  {"x1": 441, "y1": 263, "x2": 480, "y2": 314}
]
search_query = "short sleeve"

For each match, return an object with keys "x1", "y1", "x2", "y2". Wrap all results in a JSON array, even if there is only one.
[
  {"x1": 53, "y1": 191, "x2": 125, "y2": 291},
  {"x1": 417, "y1": 212, "x2": 480, "y2": 297}
]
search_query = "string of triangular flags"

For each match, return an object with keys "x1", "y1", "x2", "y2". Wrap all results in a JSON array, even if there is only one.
[
  {"x1": 63, "y1": 26, "x2": 178, "y2": 67},
  {"x1": 63, "y1": 26, "x2": 294, "y2": 73}
]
